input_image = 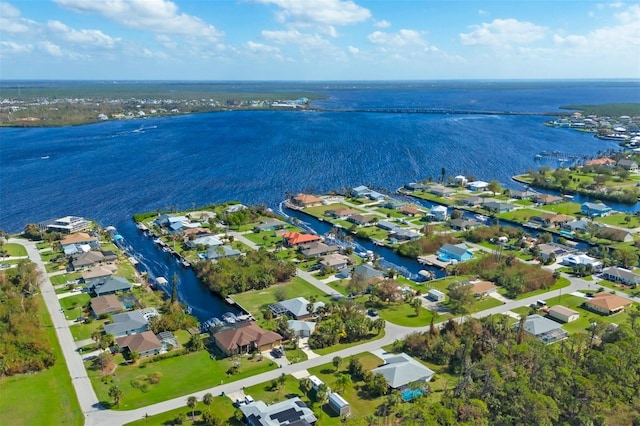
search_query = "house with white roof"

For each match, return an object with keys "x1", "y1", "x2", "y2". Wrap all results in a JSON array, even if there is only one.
[
  {"x1": 467, "y1": 181, "x2": 489, "y2": 191},
  {"x1": 372, "y1": 353, "x2": 434, "y2": 390},
  {"x1": 430, "y1": 205, "x2": 448, "y2": 221}
]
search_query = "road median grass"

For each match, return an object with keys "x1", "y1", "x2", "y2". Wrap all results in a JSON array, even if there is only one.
[{"x1": 0, "y1": 295, "x2": 82, "y2": 426}]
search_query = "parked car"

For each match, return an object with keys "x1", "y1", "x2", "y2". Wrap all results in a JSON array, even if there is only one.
[
  {"x1": 271, "y1": 347, "x2": 283, "y2": 358},
  {"x1": 235, "y1": 398, "x2": 247, "y2": 407},
  {"x1": 245, "y1": 395, "x2": 255, "y2": 404},
  {"x1": 367, "y1": 309, "x2": 379, "y2": 317}
]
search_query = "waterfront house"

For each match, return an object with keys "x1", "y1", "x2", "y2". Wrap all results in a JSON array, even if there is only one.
[
  {"x1": 352, "y1": 185, "x2": 371, "y2": 198},
  {"x1": 299, "y1": 241, "x2": 338, "y2": 258},
  {"x1": 60, "y1": 232, "x2": 100, "y2": 255},
  {"x1": 71, "y1": 250, "x2": 105, "y2": 270},
  {"x1": 270, "y1": 297, "x2": 324, "y2": 320},
  {"x1": 377, "y1": 220, "x2": 399, "y2": 232},
  {"x1": 292, "y1": 193, "x2": 323, "y2": 208},
  {"x1": 581, "y1": 202, "x2": 612, "y2": 217},
  {"x1": 254, "y1": 218, "x2": 287, "y2": 232},
  {"x1": 367, "y1": 190, "x2": 386, "y2": 201},
  {"x1": 91, "y1": 276, "x2": 133, "y2": 297},
  {"x1": 509, "y1": 189, "x2": 536, "y2": 200},
  {"x1": 239, "y1": 397, "x2": 316, "y2": 426},
  {"x1": 352, "y1": 263, "x2": 385, "y2": 281},
  {"x1": 328, "y1": 393, "x2": 350, "y2": 417},
  {"x1": 596, "y1": 226, "x2": 633, "y2": 242},
  {"x1": 81, "y1": 265, "x2": 115, "y2": 286},
  {"x1": 186, "y1": 235, "x2": 223, "y2": 248},
  {"x1": 347, "y1": 214, "x2": 376, "y2": 226},
  {"x1": 283, "y1": 232, "x2": 321, "y2": 247},
  {"x1": 429, "y1": 185, "x2": 454, "y2": 197},
  {"x1": 467, "y1": 181, "x2": 489, "y2": 191},
  {"x1": 449, "y1": 218, "x2": 482, "y2": 231},
  {"x1": 225, "y1": 204, "x2": 247, "y2": 213},
  {"x1": 399, "y1": 205, "x2": 421, "y2": 216},
  {"x1": 536, "y1": 243, "x2": 575, "y2": 262},
  {"x1": 382, "y1": 199, "x2": 405, "y2": 209},
  {"x1": 482, "y1": 201, "x2": 514, "y2": 213},
  {"x1": 206, "y1": 245, "x2": 242, "y2": 261},
  {"x1": 391, "y1": 228, "x2": 421, "y2": 241},
  {"x1": 600, "y1": 266, "x2": 640, "y2": 286},
  {"x1": 90, "y1": 295, "x2": 125, "y2": 317},
  {"x1": 319, "y1": 253, "x2": 350, "y2": 271},
  {"x1": 104, "y1": 309, "x2": 157, "y2": 337},
  {"x1": 430, "y1": 205, "x2": 448, "y2": 221},
  {"x1": 116, "y1": 331, "x2": 162, "y2": 358},
  {"x1": 583, "y1": 293, "x2": 633, "y2": 315},
  {"x1": 561, "y1": 254, "x2": 603, "y2": 273},
  {"x1": 517, "y1": 314, "x2": 568, "y2": 344},
  {"x1": 326, "y1": 208, "x2": 359, "y2": 219},
  {"x1": 548, "y1": 305, "x2": 579, "y2": 323},
  {"x1": 534, "y1": 194, "x2": 563, "y2": 205},
  {"x1": 404, "y1": 182, "x2": 428, "y2": 191},
  {"x1": 562, "y1": 219, "x2": 589, "y2": 233},
  {"x1": 538, "y1": 213, "x2": 575, "y2": 227},
  {"x1": 437, "y1": 243, "x2": 473, "y2": 262},
  {"x1": 617, "y1": 159, "x2": 639, "y2": 171},
  {"x1": 43, "y1": 216, "x2": 92, "y2": 234},
  {"x1": 372, "y1": 353, "x2": 434, "y2": 390},
  {"x1": 212, "y1": 322, "x2": 282, "y2": 356},
  {"x1": 427, "y1": 289, "x2": 445, "y2": 302},
  {"x1": 287, "y1": 320, "x2": 316, "y2": 338},
  {"x1": 454, "y1": 175, "x2": 468, "y2": 187},
  {"x1": 460, "y1": 196, "x2": 485, "y2": 206}
]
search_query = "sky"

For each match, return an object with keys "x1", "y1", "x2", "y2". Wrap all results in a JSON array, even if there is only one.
[{"x1": 1, "y1": 0, "x2": 639, "y2": 80}]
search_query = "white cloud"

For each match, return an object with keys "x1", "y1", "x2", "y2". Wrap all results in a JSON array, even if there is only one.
[
  {"x1": 368, "y1": 29, "x2": 430, "y2": 48},
  {"x1": 38, "y1": 40, "x2": 64, "y2": 57},
  {"x1": 460, "y1": 19, "x2": 547, "y2": 48},
  {"x1": 0, "y1": 40, "x2": 33, "y2": 55},
  {"x1": 374, "y1": 19, "x2": 391, "y2": 28},
  {"x1": 261, "y1": 29, "x2": 332, "y2": 50},
  {"x1": 47, "y1": 20, "x2": 119, "y2": 48},
  {"x1": 478, "y1": 9, "x2": 488, "y2": 16},
  {"x1": 254, "y1": 0, "x2": 371, "y2": 25},
  {"x1": 608, "y1": 1, "x2": 625, "y2": 8},
  {"x1": 348, "y1": 45, "x2": 359, "y2": 54},
  {"x1": 245, "y1": 40, "x2": 281, "y2": 54},
  {"x1": 54, "y1": 0, "x2": 223, "y2": 41},
  {"x1": 0, "y1": 2, "x2": 37, "y2": 33}
]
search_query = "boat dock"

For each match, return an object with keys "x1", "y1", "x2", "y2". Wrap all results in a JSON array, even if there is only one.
[{"x1": 417, "y1": 255, "x2": 450, "y2": 269}]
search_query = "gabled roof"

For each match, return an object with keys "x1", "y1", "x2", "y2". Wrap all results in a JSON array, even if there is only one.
[
  {"x1": 439, "y1": 243, "x2": 470, "y2": 257},
  {"x1": 372, "y1": 353, "x2": 434, "y2": 389},
  {"x1": 597, "y1": 226, "x2": 632, "y2": 241},
  {"x1": 93, "y1": 276, "x2": 132, "y2": 296},
  {"x1": 60, "y1": 232, "x2": 97, "y2": 246},
  {"x1": 283, "y1": 232, "x2": 321, "y2": 245},
  {"x1": 585, "y1": 293, "x2": 633, "y2": 311},
  {"x1": 548, "y1": 305, "x2": 579, "y2": 317},
  {"x1": 90, "y1": 295, "x2": 124, "y2": 316},
  {"x1": 213, "y1": 322, "x2": 282, "y2": 351},
  {"x1": 104, "y1": 310, "x2": 149, "y2": 336},
  {"x1": 602, "y1": 266, "x2": 640, "y2": 284},
  {"x1": 116, "y1": 331, "x2": 162, "y2": 354}
]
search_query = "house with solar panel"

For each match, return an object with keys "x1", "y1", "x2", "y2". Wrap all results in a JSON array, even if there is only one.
[{"x1": 239, "y1": 396, "x2": 317, "y2": 426}]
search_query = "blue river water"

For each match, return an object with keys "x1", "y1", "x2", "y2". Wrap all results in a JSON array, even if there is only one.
[{"x1": 1, "y1": 81, "x2": 638, "y2": 320}]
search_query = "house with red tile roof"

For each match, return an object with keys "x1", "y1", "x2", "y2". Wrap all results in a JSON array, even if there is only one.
[
  {"x1": 584, "y1": 292, "x2": 633, "y2": 315},
  {"x1": 282, "y1": 232, "x2": 321, "y2": 247},
  {"x1": 212, "y1": 322, "x2": 282, "y2": 356}
]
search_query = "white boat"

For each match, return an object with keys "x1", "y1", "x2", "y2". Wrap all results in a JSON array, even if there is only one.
[{"x1": 474, "y1": 214, "x2": 488, "y2": 222}]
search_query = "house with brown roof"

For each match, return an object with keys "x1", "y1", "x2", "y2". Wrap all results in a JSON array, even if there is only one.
[
  {"x1": 71, "y1": 251, "x2": 105, "y2": 270},
  {"x1": 596, "y1": 226, "x2": 633, "y2": 242},
  {"x1": 326, "y1": 208, "x2": 359, "y2": 219},
  {"x1": 347, "y1": 214, "x2": 376, "y2": 226},
  {"x1": 90, "y1": 295, "x2": 125, "y2": 316},
  {"x1": 212, "y1": 322, "x2": 282, "y2": 356},
  {"x1": 82, "y1": 265, "x2": 115, "y2": 286},
  {"x1": 548, "y1": 305, "x2": 579, "y2": 323},
  {"x1": 116, "y1": 331, "x2": 162, "y2": 357},
  {"x1": 60, "y1": 232, "x2": 98, "y2": 247},
  {"x1": 583, "y1": 293, "x2": 633, "y2": 315},
  {"x1": 399, "y1": 206, "x2": 421, "y2": 216},
  {"x1": 282, "y1": 232, "x2": 322, "y2": 247},
  {"x1": 534, "y1": 194, "x2": 563, "y2": 205},
  {"x1": 468, "y1": 280, "x2": 497, "y2": 297},
  {"x1": 291, "y1": 193, "x2": 323, "y2": 208},
  {"x1": 585, "y1": 158, "x2": 616, "y2": 166}
]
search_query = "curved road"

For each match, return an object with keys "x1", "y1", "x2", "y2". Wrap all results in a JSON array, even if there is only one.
[{"x1": 15, "y1": 237, "x2": 637, "y2": 426}]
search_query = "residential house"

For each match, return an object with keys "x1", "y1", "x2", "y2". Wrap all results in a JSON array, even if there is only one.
[
  {"x1": 352, "y1": 185, "x2": 371, "y2": 198},
  {"x1": 404, "y1": 182, "x2": 427, "y2": 191},
  {"x1": 562, "y1": 219, "x2": 589, "y2": 233},
  {"x1": 254, "y1": 218, "x2": 287, "y2": 232},
  {"x1": 351, "y1": 264, "x2": 385, "y2": 282},
  {"x1": 581, "y1": 202, "x2": 613, "y2": 217},
  {"x1": 206, "y1": 245, "x2": 242, "y2": 261},
  {"x1": 534, "y1": 194, "x2": 563, "y2": 205},
  {"x1": 90, "y1": 276, "x2": 133, "y2": 297},
  {"x1": 292, "y1": 193, "x2": 323, "y2": 208},
  {"x1": 536, "y1": 243, "x2": 575, "y2": 262},
  {"x1": 468, "y1": 280, "x2": 497, "y2": 297},
  {"x1": 186, "y1": 235, "x2": 223, "y2": 248},
  {"x1": 155, "y1": 214, "x2": 189, "y2": 228},
  {"x1": 430, "y1": 205, "x2": 448, "y2": 221},
  {"x1": 467, "y1": 181, "x2": 489, "y2": 191},
  {"x1": 585, "y1": 158, "x2": 616, "y2": 167},
  {"x1": 90, "y1": 295, "x2": 125, "y2": 317},
  {"x1": 60, "y1": 232, "x2": 100, "y2": 255},
  {"x1": 561, "y1": 254, "x2": 603, "y2": 273},
  {"x1": 399, "y1": 206, "x2": 421, "y2": 216},
  {"x1": 482, "y1": 201, "x2": 514, "y2": 213},
  {"x1": 101, "y1": 250, "x2": 118, "y2": 263},
  {"x1": 371, "y1": 353, "x2": 435, "y2": 390},
  {"x1": 104, "y1": 308, "x2": 158, "y2": 337},
  {"x1": 287, "y1": 320, "x2": 316, "y2": 338},
  {"x1": 617, "y1": 159, "x2": 639, "y2": 171},
  {"x1": 283, "y1": 232, "x2": 321, "y2": 247},
  {"x1": 319, "y1": 253, "x2": 350, "y2": 271},
  {"x1": 427, "y1": 289, "x2": 445, "y2": 302},
  {"x1": 326, "y1": 208, "x2": 359, "y2": 220},
  {"x1": 44, "y1": 216, "x2": 92, "y2": 234},
  {"x1": 583, "y1": 293, "x2": 633, "y2": 315},
  {"x1": 539, "y1": 213, "x2": 575, "y2": 228},
  {"x1": 449, "y1": 218, "x2": 482, "y2": 231},
  {"x1": 239, "y1": 397, "x2": 317, "y2": 426},
  {"x1": 438, "y1": 243, "x2": 473, "y2": 262},
  {"x1": 212, "y1": 322, "x2": 282, "y2": 356},
  {"x1": 299, "y1": 241, "x2": 339, "y2": 258},
  {"x1": 548, "y1": 305, "x2": 580, "y2": 323},
  {"x1": 509, "y1": 189, "x2": 536, "y2": 200},
  {"x1": 71, "y1": 251, "x2": 105, "y2": 270},
  {"x1": 377, "y1": 220, "x2": 399, "y2": 232},
  {"x1": 461, "y1": 196, "x2": 485, "y2": 206},
  {"x1": 347, "y1": 214, "x2": 376, "y2": 226},
  {"x1": 81, "y1": 265, "x2": 115, "y2": 287},
  {"x1": 518, "y1": 314, "x2": 568, "y2": 344},
  {"x1": 382, "y1": 199, "x2": 405, "y2": 209},
  {"x1": 597, "y1": 226, "x2": 633, "y2": 242},
  {"x1": 328, "y1": 393, "x2": 350, "y2": 417},
  {"x1": 600, "y1": 266, "x2": 640, "y2": 286},
  {"x1": 366, "y1": 190, "x2": 386, "y2": 201},
  {"x1": 391, "y1": 228, "x2": 421, "y2": 241},
  {"x1": 225, "y1": 204, "x2": 247, "y2": 213},
  {"x1": 454, "y1": 175, "x2": 468, "y2": 187},
  {"x1": 270, "y1": 297, "x2": 324, "y2": 320},
  {"x1": 429, "y1": 185, "x2": 454, "y2": 197},
  {"x1": 116, "y1": 331, "x2": 162, "y2": 357}
]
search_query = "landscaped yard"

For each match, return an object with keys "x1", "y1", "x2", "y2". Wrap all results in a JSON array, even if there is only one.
[
  {"x1": 124, "y1": 396, "x2": 239, "y2": 426},
  {"x1": 3, "y1": 242, "x2": 27, "y2": 257},
  {"x1": 89, "y1": 349, "x2": 278, "y2": 410},
  {"x1": 50, "y1": 272, "x2": 82, "y2": 286},
  {"x1": 59, "y1": 293, "x2": 91, "y2": 320},
  {"x1": 539, "y1": 201, "x2": 582, "y2": 215},
  {"x1": 594, "y1": 212, "x2": 640, "y2": 228},
  {"x1": 0, "y1": 295, "x2": 82, "y2": 426}
]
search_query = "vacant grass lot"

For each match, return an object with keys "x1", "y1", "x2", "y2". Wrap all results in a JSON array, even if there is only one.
[
  {"x1": 125, "y1": 397, "x2": 240, "y2": 426},
  {"x1": 50, "y1": 272, "x2": 82, "y2": 286},
  {"x1": 89, "y1": 350, "x2": 278, "y2": 410},
  {"x1": 595, "y1": 213, "x2": 640, "y2": 228},
  {"x1": 0, "y1": 295, "x2": 82, "y2": 426},
  {"x1": 59, "y1": 293, "x2": 91, "y2": 320},
  {"x1": 4, "y1": 242, "x2": 27, "y2": 256},
  {"x1": 539, "y1": 202, "x2": 582, "y2": 215}
]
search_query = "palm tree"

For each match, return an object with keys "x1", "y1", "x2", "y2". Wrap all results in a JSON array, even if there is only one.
[
  {"x1": 332, "y1": 356, "x2": 342, "y2": 372},
  {"x1": 334, "y1": 373, "x2": 352, "y2": 393},
  {"x1": 202, "y1": 392, "x2": 214, "y2": 411},
  {"x1": 299, "y1": 377, "x2": 313, "y2": 395},
  {"x1": 187, "y1": 396, "x2": 198, "y2": 421}
]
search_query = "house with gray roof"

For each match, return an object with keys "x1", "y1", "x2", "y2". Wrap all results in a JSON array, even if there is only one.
[
  {"x1": 429, "y1": 185, "x2": 454, "y2": 197},
  {"x1": 449, "y1": 218, "x2": 482, "y2": 231},
  {"x1": 71, "y1": 251, "x2": 105, "y2": 271},
  {"x1": 482, "y1": 201, "x2": 514, "y2": 213},
  {"x1": 287, "y1": 320, "x2": 316, "y2": 337},
  {"x1": 372, "y1": 353, "x2": 434, "y2": 389},
  {"x1": 581, "y1": 202, "x2": 612, "y2": 217},
  {"x1": 328, "y1": 393, "x2": 350, "y2": 417},
  {"x1": 270, "y1": 297, "x2": 325, "y2": 320},
  {"x1": 391, "y1": 228, "x2": 421, "y2": 241},
  {"x1": 254, "y1": 218, "x2": 287, "y2": 232},
  {"x1": 517, "y1": 314, "x2": 568, "y2": 344},
  {"x1": 438, "y1": 243, "x2": 473, "y2": 262},
  {"x1": 187, "y1": 235, "x2": 223, "y2": 248},
  {"x1": 352, "y1": 185, "x2": 371, "y2": 197},
  {"x1": 601, "y1": 266, "x2": 640, "y2": 286},
  {"x1": 562, "y1": 219, "x2": 589, "y2": 233},
  {"x1": 352, "y1": 263, "x2": 385, "y2": 281},
  {"x1": 239, "y1": 397, "x2": 317, "y2": 426},
  {"x1": 104, "y1": 309, "x2": 152, "y2": 337},
  {"x1": 91, "y1": 276, "x2": 133, "y2": 297},
  {"x1": 617, "y1": 159, "x2": 639, "y2": 171},
  {"x1": 206, "y1": 245, "x2": 242, "y2": 261},
  {"x1": 377, "y1": 220, "x2": 399, "y2": 232},
  {"x1": 299, "y1": 241, "x2": 338, "y2": 258},
  {"x1": 430, "y1": 205, "x2": 448, "y2": 221}
]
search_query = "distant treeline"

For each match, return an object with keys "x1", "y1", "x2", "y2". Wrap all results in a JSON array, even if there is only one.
[{"x1": 560, "y1": 103, "x2": 640, "y2": 117}]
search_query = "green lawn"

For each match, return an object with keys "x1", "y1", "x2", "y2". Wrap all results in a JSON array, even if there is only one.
[
  {"x1": 594, "y1": 213, "x2": 640, "y2": 228},
  {"x1": 89, "y1": 350, "x2": 278, "y2": 410},
  {"x1": 539, "y1": 202, "x2": 582, "y2": 215},
  {"x1": 36, "y1": 242, "x2": 51, "y2": 250},
  {"x1": 70, "y1": 318, "x2": 106, "y2": 341},
  {"x1": 59, "y1": 293, "x2": 91, "y2": 320},
  {"x1": 313, "y1": 329, "x2": 386, "y2": 356},
  {"x1": 50, "y1": 272, "x2": 82, "y2": 286},
  {"x1": 498, "y1": 277, "x2": 572, "y2": 300},
  {"x1": 3, "y1": 242, "x2": 27, "y2": 256},
  {"x1": 116, "y1": 262, "x2": 138, "y2": 281},
  {"x1": 0, "y1": 295, "x2": 82, "y2": 426},
  {"x1": 124, "y1": 396, "x2": 240, "y2": 426},
  {"x1": 231, "y1": 277, "x2": 332, "y2": 322},
  {"x1": 375, "y1": 300, "x2": 436, "y2": 327},
  {"x1": 498, "y1": 208, "x2": 541, "y2": 222},
  {"x1": 243, "y1": 230, "x2": 285, "y2": 249}
]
